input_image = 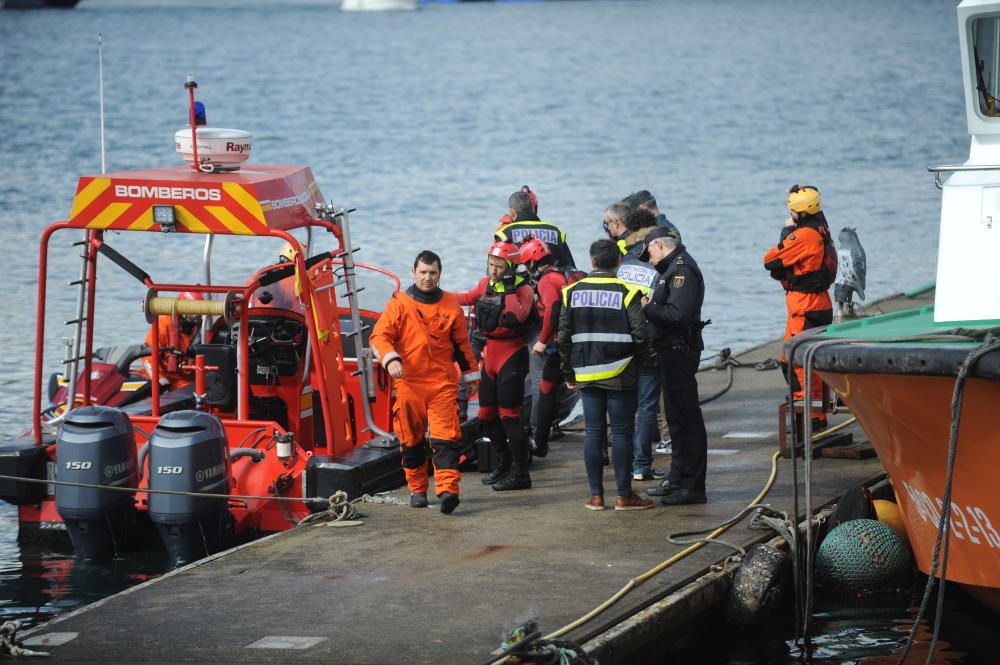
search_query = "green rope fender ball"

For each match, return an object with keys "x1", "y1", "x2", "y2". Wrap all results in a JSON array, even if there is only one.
[{"x1": 816, "y1": 518, "x2": 913, "y2": 594}]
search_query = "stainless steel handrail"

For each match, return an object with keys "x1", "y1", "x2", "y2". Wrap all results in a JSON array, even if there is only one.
[{"x1": 928, "y1": 163, "x2": 1000, "y2": 189}]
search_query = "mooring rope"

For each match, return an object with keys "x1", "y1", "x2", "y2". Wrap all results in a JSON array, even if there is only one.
[
  {"x1": 0, "y1": 473, "x2": 326, "y2": 505},
  {"x1": 0, "y1": 621, "x2": 49, "y2": 658}
]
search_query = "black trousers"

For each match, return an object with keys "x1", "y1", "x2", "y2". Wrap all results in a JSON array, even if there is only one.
[
  {"x1": 478, "y1": 346, "x2": 530, "y2": 464},
  {"x1": 658, "y1": 348, "x2": 708, "y2": 492}
]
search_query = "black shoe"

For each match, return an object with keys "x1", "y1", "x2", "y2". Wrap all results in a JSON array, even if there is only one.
[
  {"x1": 410, "y1": 492, "x2": 428, "y2": 508},
  {"x1": 659, "y1": 488, "x2": 707, "y2": 506},
  {"x1": 481, "y1": 461, "x2": 511, "y2": 485},
  {"x1": 493, "y1": 464, "x2": 531, "y2": 491},
  {"x1": 633, "y1": 468, "x2": 666, "y2": 482},
  {"x1": 550, "y1": 424, "x2": 565, "y2": 441},
  {"x1": 646, "y1": 480, "x2": 677, "y2": 497},
  {"x1": 531, "y1": 438, "x2": 549, "y2": 458},
  {"x1": 439, "y1": 492, "x2": 460, "y2": 514}
]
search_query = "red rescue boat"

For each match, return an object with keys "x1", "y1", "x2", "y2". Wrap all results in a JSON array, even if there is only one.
[{"x1": 0, "y1": 80, "x2": 409, "y2": 566}]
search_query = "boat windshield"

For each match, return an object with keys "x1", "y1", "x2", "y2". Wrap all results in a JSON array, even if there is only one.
[
  {"x1": 972, "y1": 15, "x2": 1000, "y2": 118},
  {"x1": 349, "y1": 263, "x2": 399, "y2": 315}
]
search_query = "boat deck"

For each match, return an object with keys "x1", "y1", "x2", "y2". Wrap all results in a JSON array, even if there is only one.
[{"x1": 19, "y1": 291, "x2": 932, "y2": 664}]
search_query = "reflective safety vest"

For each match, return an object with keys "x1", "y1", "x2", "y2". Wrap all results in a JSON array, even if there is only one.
[
  {"x1": 561, "y1": 277, "x2": 641, "y2": 383},
  {"x1": 495, "y1": 220, "x2": 566, "y2": 247},
  {"x1": 495, "y1": 220, "x2": 575, "y2": 268},
  {"x1": 616, "y1": 248, "x2": 659, "y2": 296}
]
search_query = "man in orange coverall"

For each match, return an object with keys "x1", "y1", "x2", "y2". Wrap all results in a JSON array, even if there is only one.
[
  {"x1": 140, "y1": 291, "x2": 203, "y2": 389},
  {"x1": 762, "y1": 185, "x2": 837, "y2": 427},
  {"x1": 370, "y1": 250, "x2": 480, "y2": 514}
]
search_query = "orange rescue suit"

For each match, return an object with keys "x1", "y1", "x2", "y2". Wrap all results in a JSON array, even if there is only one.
[
  {"x1": 369, "y1": 286, "x2": 479, "y2": 496},
  {"x1": 763, "y1": 224, "x2": 833, "y2": 417}
]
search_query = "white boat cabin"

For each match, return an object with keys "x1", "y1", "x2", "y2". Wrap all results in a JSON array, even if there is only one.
[{"x1": 936, "y1": 1, "x2": 1000, "y2": 322}]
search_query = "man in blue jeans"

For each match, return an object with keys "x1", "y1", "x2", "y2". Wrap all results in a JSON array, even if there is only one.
[{"x1": 558, "y1": 239, "x2": 653, "y2": 511}]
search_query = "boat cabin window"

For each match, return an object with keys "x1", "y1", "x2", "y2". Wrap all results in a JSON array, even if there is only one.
[{"x1": 972, "y1": 15, "x2": 1000, "y2": 118}]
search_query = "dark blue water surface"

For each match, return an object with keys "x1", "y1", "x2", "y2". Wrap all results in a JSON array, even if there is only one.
[{"x1": 0, "y1": 0, "x2": 985, "y2": 659}]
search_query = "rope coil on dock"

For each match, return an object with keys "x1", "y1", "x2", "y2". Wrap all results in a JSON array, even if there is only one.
[
  {"x1": 296, "y1": 491, "x2": 358, "y2": 525},
  {"x1": 0, "y1": 621, "x2": 48, "y2": 658}
]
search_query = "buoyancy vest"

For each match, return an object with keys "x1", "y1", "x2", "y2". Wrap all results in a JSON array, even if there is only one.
[
  {"x1": 561, "y1": 277, "x2": 642, "y2": 383},
  {"x1": 788, "y1": 223, "x2": 838, "y2": 294},
  {"x1": 475, "y1": 274, "x2": 530, "y2": 335}
]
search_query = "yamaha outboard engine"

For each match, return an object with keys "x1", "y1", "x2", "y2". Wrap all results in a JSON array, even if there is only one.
[
  {"x1": 55, "y1": 407, "x2": 138, "y2": 560},
  {"x1": 147, "y1": 411, "x2": 231, "y2": 566}
]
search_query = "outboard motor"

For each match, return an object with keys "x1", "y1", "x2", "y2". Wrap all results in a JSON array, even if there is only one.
[
  {"x1": 147, "y1": 411, "x2": 231, "y2": 566},
  {"x1": 55, "y1": 407, "x2": 138, "y2": 560}
]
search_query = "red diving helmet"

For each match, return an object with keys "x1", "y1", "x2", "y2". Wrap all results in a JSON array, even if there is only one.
[
  {"x1": 487, "y1": 240, "x2": 522, "y2": 265},
  {"x1": 518, "y1": 238, "x2": 551, "y2": 264}
]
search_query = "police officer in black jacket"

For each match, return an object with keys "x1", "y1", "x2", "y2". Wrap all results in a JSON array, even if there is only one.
[{"x1": 639, "y1": 227, "x2": 709, "y2": 505}]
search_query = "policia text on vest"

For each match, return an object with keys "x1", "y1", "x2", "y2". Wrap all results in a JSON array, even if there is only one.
[{"x1": 558, "y1": 275, "x2": 649, "y2": 387}]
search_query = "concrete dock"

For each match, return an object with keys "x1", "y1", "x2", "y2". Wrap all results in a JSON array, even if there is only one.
[{"x1": 18, "y1": 291, "x2": 932, "y2": 664}]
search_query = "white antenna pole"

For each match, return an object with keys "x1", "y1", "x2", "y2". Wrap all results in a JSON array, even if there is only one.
[{"x1": 98, "y1": 33, "x2": 106, "y2": 173}]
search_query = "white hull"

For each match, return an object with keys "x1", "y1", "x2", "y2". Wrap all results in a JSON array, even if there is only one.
[{"x1": 341, "y1": 0, "x2": 418, "y2": 11}]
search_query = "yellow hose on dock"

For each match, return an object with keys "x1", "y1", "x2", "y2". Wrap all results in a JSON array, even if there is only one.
[{"x1": 514, "y1": 416, "x2": 859, "y2": 651}]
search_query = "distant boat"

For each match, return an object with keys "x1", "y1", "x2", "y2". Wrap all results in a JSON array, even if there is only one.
[
  {"x1": 2, "y1": 0, "x2": 78, "y2": 7},
  {"x1": 341, "y1": 0, "x2": 418, "y2": 11}
]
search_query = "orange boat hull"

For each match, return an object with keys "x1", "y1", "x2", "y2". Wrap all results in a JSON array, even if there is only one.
[{"x1": 818, "y1": 371, "x2": 1000, "y2": 601}]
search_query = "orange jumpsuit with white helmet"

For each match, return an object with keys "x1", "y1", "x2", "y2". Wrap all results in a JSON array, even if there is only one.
[{"x1": 370, "y1": 286, "x2": 479, "y2": 499}]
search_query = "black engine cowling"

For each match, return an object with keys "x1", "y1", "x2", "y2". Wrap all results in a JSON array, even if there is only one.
[
  {"x1": 0, "y1": 442, "x2": 49, "y2": 506},
  {"x1": 55, "y1": 407, "x2": 138, "y2": 560},
  {"x1": 147, "y1": 411, "x2": 231, "y2": 566}
]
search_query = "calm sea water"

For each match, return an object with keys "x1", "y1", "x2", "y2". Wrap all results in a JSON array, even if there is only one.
[{"x1": 0, "y1": 0, "x2": 983, "y2": 659}]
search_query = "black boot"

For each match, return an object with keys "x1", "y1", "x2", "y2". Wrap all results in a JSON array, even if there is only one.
[
  {"x1": 481, "y1": 432, "x2": 511, "y2": 485},
  {"x1": 439, "y1": 492, "x2": 460, "y2": 514},
  {"x1": 482, "y1": 419, "x2": 513, "y2": 484},
  {"x1": 530, "y1": 434, "x2": 549, "y2": 459},
  {"x1": 532, "y1": 392, "x2": 556, "y2": 458},
  {"x1": 481, "y1": 455, "x2": 511, "y2": 485},
  {"x1": 493, "y1": 462, "x2": 531, "y2": 491}
]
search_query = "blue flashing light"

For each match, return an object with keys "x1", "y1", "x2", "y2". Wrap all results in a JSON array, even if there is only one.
[{"x1": 193, "y1": 101, "x2": 207, "y2": 126}]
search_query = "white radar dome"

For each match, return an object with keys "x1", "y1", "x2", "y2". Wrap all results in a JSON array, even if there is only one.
[{"x1": 175, "y1": 127, "x2": 252, "y2": 171}]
